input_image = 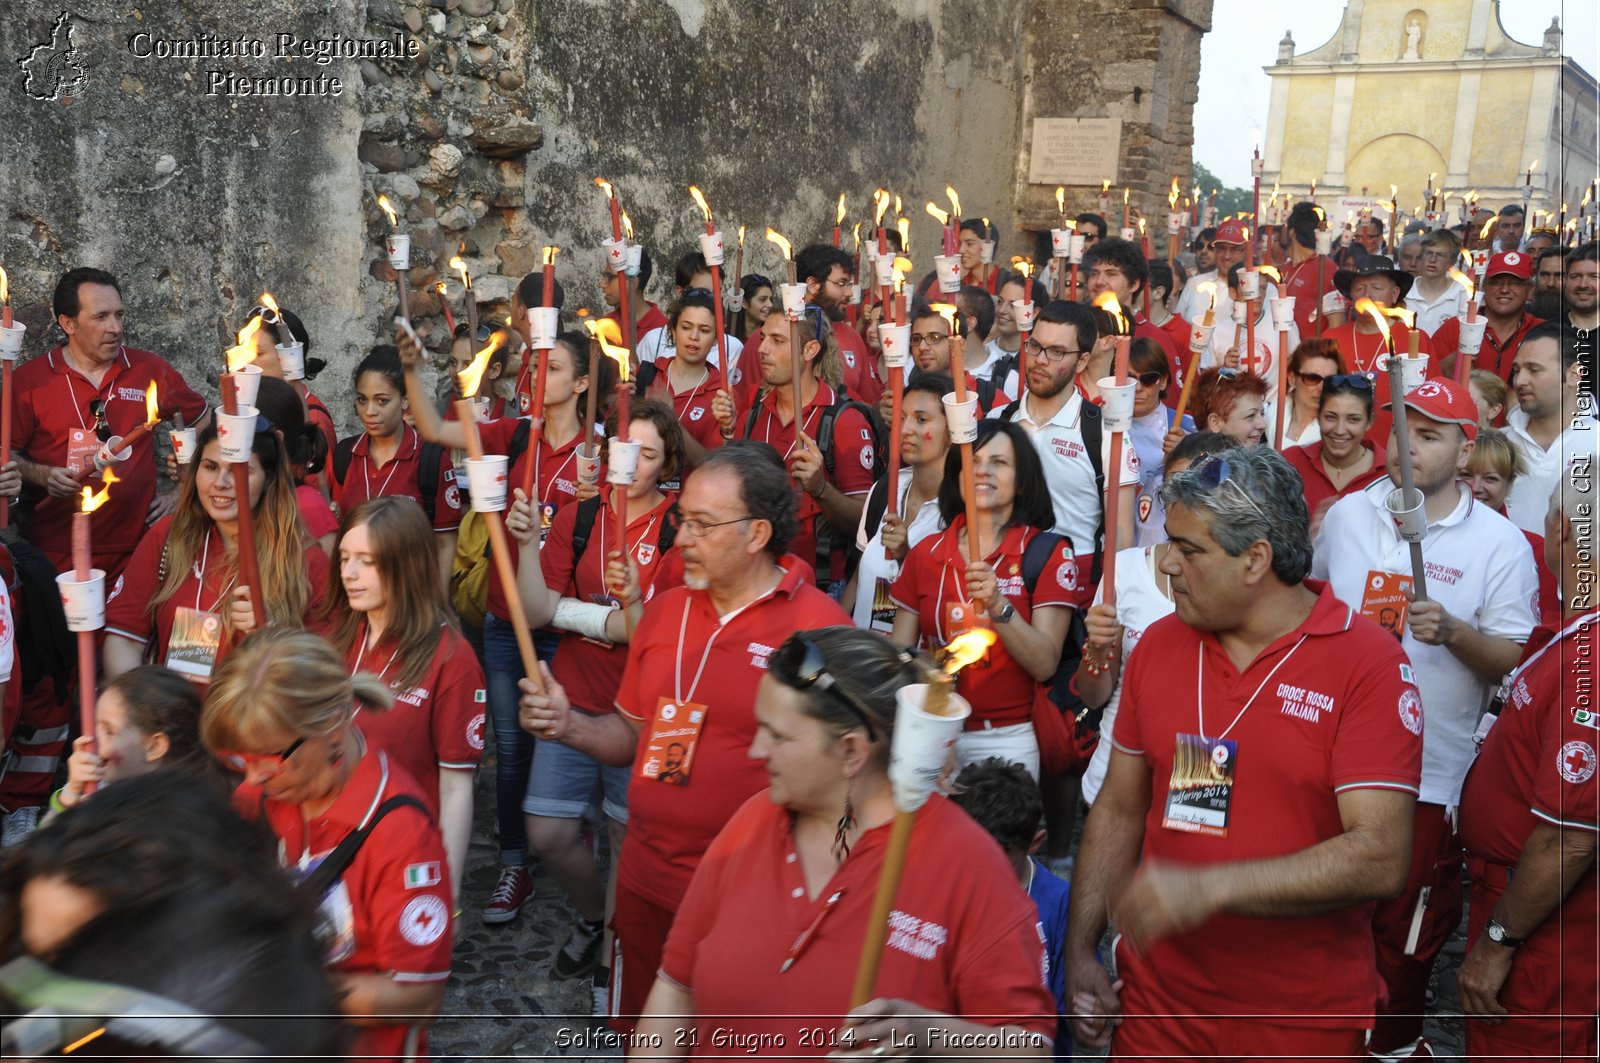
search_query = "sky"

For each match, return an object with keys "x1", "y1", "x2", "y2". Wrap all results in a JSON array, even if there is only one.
[{"x1": 1194, "y1": 0, "x2": 1600, "y2": 187}]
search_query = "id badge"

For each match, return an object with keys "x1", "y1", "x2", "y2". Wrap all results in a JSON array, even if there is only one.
[
  {"x1": 1162, "y1": 733, "x2": 1237, "y2": 838},
  {"x1": 1359, "y1": 569, "x2": 1412, "y2": 641},
  {"x1": 538, "y1": 501, "x2": 557, "y2": 546},
  {"x1": 638, "y1": 696, "x2": 706, "y2": 785},
  {"x1": 165, "y1": 606, "x2": 224, "y2": 681},
  {"x1": 869, "y1": 577, "x2": 897, "y2": 634},
  {"x1": 66, "y1": 428, "x2": 99, "y2": 476}
]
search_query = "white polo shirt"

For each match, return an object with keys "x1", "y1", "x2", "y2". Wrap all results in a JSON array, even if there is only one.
[
  {"x1": 1312, "y1": 480, "x2": 1537, "y2": 806},
  {"x1": 634, "y1": 326, "x2": 743, "y2": 371},
  {"x1": 997, "y1": 389, "x2": 1140, "y2": 554},
  {"x1": 851, "y1": 469, "x2": 946, "y2": 631},
  {"x1": 1502, "y1": 403, "x2": 1600, "y2": 534},
  {"x1": 1404, "y1": 278, "x2": 1470, "y2": 337}
]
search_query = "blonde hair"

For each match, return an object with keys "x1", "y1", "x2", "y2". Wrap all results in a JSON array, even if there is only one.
[
  {"x1": 1469, "y1": 369, "x2": 1508, "y2": 420},
  {"x1": 201, "y1": 628, "x2": 392, "y2": 753},
  {"x1": 1466, "y1": 427, "x2": 1527, "y2": 481},
  {"x1": 796, "y1": 310, "x2": 844, "y2": 387}
]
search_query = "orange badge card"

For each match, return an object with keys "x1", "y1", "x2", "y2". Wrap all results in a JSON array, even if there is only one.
[
  {"x1": 1360, "y1": 570, "x2": 1413, "y2": 640},
  {"x1": 638, "y1": 696, "x2": 706, "y2": 786}
]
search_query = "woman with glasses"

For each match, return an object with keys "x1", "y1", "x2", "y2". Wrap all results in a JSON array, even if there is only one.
[
  {"x1": 321, "y1": 496, "x2": 486, "y2": 903},
  {"x1": 1189, "y1": 366, "x2": 1269, "y2": 447},
  {"x1": 103, "y1": 420, "x2": 329, "y2": 684},
  {"x1": 201, "y1": 628, "x2": 453, "y2": 1063},
  {"x1": 1284, "y1": 371, "x2": 1388, "y2": 537},
  {"x1": 890, "y1": 420, "x2": 1075, "y2": 778},
  {"x1": 641, "y1": 288, "x2": 741, "y2": 461},
  {"x1": 1127, "y1": 339, "x2": 1196, "y2": 546},
  {"x1": 1280, "y1": 338, "x2": 1347, "y2": 448},
  {"x1": 503, "y1": 399, "x2": 685, "y2": 992},
  {"x1": 52, "y1": 666, "x2": 207, "y2": 816},
  {"x1": 636, "y1": 626, "x2": 1056, "y2": 1057}
]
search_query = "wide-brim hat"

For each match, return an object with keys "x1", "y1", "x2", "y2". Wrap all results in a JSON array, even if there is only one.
[{"x1": 1333, "y1": 255, "x2": 1413, "y2": 301}]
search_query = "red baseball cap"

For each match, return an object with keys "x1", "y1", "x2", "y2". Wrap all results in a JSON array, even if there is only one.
[
  {"x1": 1382, "y1": 377, "x2": 1479, "y2": 440},
  {"x1": 1485, "y1": 250, "x2": 1533, "y2": 281},
  {"x1": 1213, "y1": 219, "x2": 1249, "y2": 245}
]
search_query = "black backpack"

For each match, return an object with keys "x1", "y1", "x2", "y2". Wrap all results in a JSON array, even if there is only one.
[
  {"x1": 332, "y1": 436, "x2": 449, "y2": 522},
  {"x1": 567, "y1": 494, "x2": 679, "y2": 570},
  {"x1": 740, "y1": 386, "x2": 888, "y2": 484},
  {"x1": 1017, "y1": 531, "x2": 1099, "y2": 733},
  {"x1": 998, "y1": 396, "x2": 1106, "y2": 583}
]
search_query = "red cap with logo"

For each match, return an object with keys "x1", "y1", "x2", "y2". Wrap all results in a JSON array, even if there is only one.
[
  {"x1": 1485, "y1": 250, "x2": 1533, "y2": 281},
  {"x1": 1213, "y1": 218, "x2": 1249, "y2": 246},
  {"x1": 1382, "y1": 377, "x2": 1480, "y2": 440}
]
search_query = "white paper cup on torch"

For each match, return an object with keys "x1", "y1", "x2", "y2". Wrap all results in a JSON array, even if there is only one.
[
  {"x1": 93, "y1": 441, "x2": 132, "y2": 473},
  {"x1": 625, "y1": 245, "x2": 644, "y2": 277},
  {"x1": 980, "y1": 240, "x2": 996, "y2": 265},
  {"x1": 1457, "y1": 317, "x2": 1488, "y2": 356},
  {"x1": 1069, "y1": 233, "x2": 1087, "y2": 263},
  {"x1": 1119, "y1": 227, "x2": 1137, "y2": 241},
  {"x1": 607, "y1": 438, "x2": 641, "y2": 485},
  {"x1": 1168, "y1": 213, "x2": 1183, "y2": 235},
  {"x1": 1050, "y1": 229, "x2": 1072, "y2": 258},
  {"x1": 1399, "y1": 355, "x2": 1428, "y2": 393},
  {"x1": 1013, "y1": 301, "x2": 1037, "y2": 331},
  {"x1": 464, "y1": 456, "x2": 510, "y2": 512},
  {"x1": 874, "y1": 254, "x2": 897, "y2": 287},
  {"x1": 0, "y1": 321, "x2": 25, "y2": 361},
  {"x1": 780, "y1": 283, "x2": 808, "y2": 321},
  {"x1": 941, "y1": 394, "x2": 980, "y2": 445},
  {"x1": 1230, "y1": 300, "x2": 1248, "y2": 326},
  {"x1": 576, "y1": 442, "x2": 602, "y2": 487},
  {"x1": 1385, "y1": 487, "x2": 1427, "y2": 543},
  {"x1": 276, "y1": 341, "x2": 305, "y2": 381},
  {"x1": 1097, "y1": 379, "x2": 1137, "y2": 432},
  {"x1": 849, "y1": 282, "x2": 862, "y2": 306},
  {"x1": 171, "y1": 428, "x2": 198, "y2": 465},
  {"x1": 231, "y1": 364, "x2": 264, "y2": 408},
  {"x1": 1270, "y1": 296, "x2": 1297, "y2": 332},
  {"x1": 385, "y1": 233, "x2": 411, "y2": 271},
  {"x1": 889, "y1": 684, "x2": 972, "y2": 812},
  {"x1": 527, "y1": 307, "x2": 560, "y2": 350},
  {"x1": 215, "y1": 405, "x2": 259, "y2": 463},
  {"x1": 602, "y1": 238, "x2": 629, "y2": 274},
  {"x1": 933, "y1": 255, "x2": 961, "y2": 294},
  {"x1": 1188, "y1": 322, "x2": 1215, "y2": 356},
  {"x1": 727, "y1": 288, "x2": 744, "y2": 314},
  {"x1": 698, "y1": 230, "x2": 726, "y2": 267},
  {"x1": 56, "y1": 570, "x2": 107, "y2": 632},
  {"x1": 881, "y1": 323, "x2": 912, "y2": 369},
  {"x1": 1315, "y1": 229, "x2": 1333, "y2": 256},
  {"x1": 1239, "y1": 269, "x2": 1261, "y2": 302}
]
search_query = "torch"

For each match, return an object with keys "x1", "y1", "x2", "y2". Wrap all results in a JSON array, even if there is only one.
[
  {"x1": 436, "y1": 282, "x2": 457, "y2": 334},
  {"x1": 931, "y1": 302, "x2": 985, "y2": 563},
  {"x1": 1240, "y1": 225, "x2": 1259, "y2": 382},
  {"x1": 90, "y1": 382, "x2": 162, "y2": 477},
  {"x1": 850, "y1": 632, "x2": 994, "y2": 1007},
  {"x1": 518, "y1": 249, "x2": 562, "y2": 498},
  {"x1": 63, "y1": 469, "x2": 119, "y2": 775},
  {"x1": 1099, "y1": 180, "x2": 1111, "y2": 222},
  {"x1": 1251, "y1": 144, "x2": 1263, "y2": 260},
  {"x1": 689, "y1": 187, "x2": 732, "y2": 386},
  {"x1": 1010, "y1": 257, "x2": 1037, "y2": 353},
  {"x1": 258, "y1": 292, "x2": 305, "y2": 383},
  {"x1": 1260, "y1": 266, "x2": 1293, "y2": 447},
  {"x1": 767, "y1": 228, "x2": 807, "y2": 433},
  {"x1": 1051, "y1": 187, "x2": 1070, "y2": 300},
  {"x1": 579, "y1": 318, "x2": 618, "y2": 490},
  {"x1": 456, "y1": 341, "x2": 546, "y2": 691},
  {"x1": 450, "y1": 254, "x2": 477, "y2": 354},
  {"x1": 219, "y1": 321, "x2": 267, "y2": 628},
  {"x1": 595, "y1": 178, "x2": 639, "y2": 365},
  {"x1": 1091, "y1": 294, "x2": 1133, "y2": 605},
  {"x1": 850, "y1": 222, "x2": 863, "y2": 324},
  {"x1": 1449, "y1": 268, "x2": 1483, "y2": 384},
  {"x1": 833, "y1": 194, "x2": 846, "y2": 249},
  {"x1": 378, "y1": 195, "x2": 410, "y2": 321},
  {"x1": 1173, "y1": 284, "x2": 1216, "y2": 425},
  {"x1": 595, "y1": 325, "x2": 637, "y2": 595},
  {"x1": 0, "y1": 267, "x2": 22, "y2": 530},
  {"x1": 1522, "y1": 160, "x2": 1537, "y2": 229},
  {"x1": 1357, "y1": 299, "x2": 1428, "y2": 600},
  {"x1": 1138, "y1": 217, "x2": 1151, "y2": 316},
  {"x1": 926, "y1": 202, "x2": 956, "y2": 296},
  {"x1": 1167, "y1": 180, "x2": 1182, "y2": 267}
]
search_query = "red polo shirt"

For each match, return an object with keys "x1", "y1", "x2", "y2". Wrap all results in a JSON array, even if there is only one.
[
  {"x1": 1325, "y1": 322, "x2": 1435, "y2": 377},
  {"x1": 331, "y1": 427, "x2": 463, "y2": 532},
  {"x1": 1157, "y1": 313, "x2": 1194, "y2": 381},
  {"x1": 892, "y1": 518, "x2": 1079, "y2": 727},
  {"x1": 662, "y1": 792, "x2": 1056, "y2": 1050},
  {"x1": 302, "y1": 386, "x2": 337, "y2": 457},
  {"x1": 833, "y1": 319, "x2": 877, "y2": 403},
  {"x1": 646, "y1": 358, "x2": 729, "y2": 453},
  {"x1": 11, "y1": 345, "x2": 208, "y2": 574},
  {"x1": 743, "y1": 383, "x2": 877, "y2": 568},
  {"x1": 540, "y1": 488, "x2": 680, "y2": 715},
  {"x1": 236, "y1": 747, "x2": 452, "y2": 1063},
  {"x1": 1281, "y1": 254, "x2": 1341, "y2": 338},
  {"x1": 1429, "y1": 311, "x2": 1542, "y2": 385},
  {"x1": 1284, "y1": 441, "x2": 1390, "y2": 533},
  {"x1": 344, "y1": 623, "x2": 487, "y2": 812},
  {"x1": 1111, "y1": 582, "x2": 1423, "y2": 1026},
  {"x1": 105, "y1": 517, "x2": 330, "y2": 678},
  {"x1": 615, "y1": 560, "x2": 850, "y2": 910}
]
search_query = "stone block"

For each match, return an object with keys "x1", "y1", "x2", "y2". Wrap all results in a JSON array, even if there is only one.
[{"x1": 470, "y1": 116, "x2": 543, "y2": 158}]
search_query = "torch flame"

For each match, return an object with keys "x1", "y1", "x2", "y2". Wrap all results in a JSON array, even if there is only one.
[
  {"x1": 1169, "y1": 179, "x2": 1179, "y2": 209},
  {"x1": 1258, "y1": 265, "x2": 1282, "y2": 284},
  {"x1": 143, "y1": 382, "x2": 160, "y2": 427},
  {"x1": 622, "y1": 212, "x2": 634, "y2": 241},
  {"x1": 874, "y1": 189, "x2": 890, "y2": 227},
  {"x1": 456, "y1": 332, "x2": 504, "y2": 397},
  {"x1": 1196, "y1": 281, "x2": 1217, "y2": 310},
  {"x1": 765, "y1": 228, "x2": 792, "y2": 261},
  {"x1": 1583, "y1": 186, "x2": 1594, "y2": 209},
  {"x1": 738, "y1": 224, "x2": 746, "y2": 248},
  {"x1": 689, "y1": 185, "x2": 713, "y2": 223},
  {"x1": 0, "y1": 266, "x2": 9, "y2": 305},
  {"x1": 1312, "y1": 205, "x2": 1326, "y2": 224},
  {"x1": 925, "y1": 202, "x2": 950, "y2": 226},
  {"x1": 1138, "y1": 217, "x2": 1146, "y2": 235},
  {"x1": 1448, "y1": 268, "x2": 1475, "y2": 299},
  {"x1": 585, "y1": 318, "x2": 630, "y2": 384},
  {"x1": 258, "y1": 291, "x2": 282, "y2": 324},
  {"x1": 1091, "y1": 291, "x2": 1129, "y2": 335},
  {"x1": 836, "y1": 193, "x2": 848, "y2": 226},
  {"x1": 1389, "y1": 185, "x2": 1398, "y2": 201},
  {"x1": 852, "y1": 222, "x2": 861, "y2": 248},
  {"x1": 1354, "y1": 299, "x2": 1415, "y2": 343},
  {"x1": 943, "y1": 629, "x2": 997, "y2": 675},
  {"x1": 225, "y1": 316, "x2": 264, "y2": 373},
  {"x1": 1479, "y1": 216, "x2": 1498, "y2": 239},
  {"x1": 1526, "y1": 159, "x2": 1539, "y2": 174},
  {"x1": 543, "y1": 246, "x2": 560, "y2": 267},
  {"x1": 946, "y1": 186, "x2": 961, "y2": 220},
  {"x1": 377, "y1": 195, "x2": 398, "y2": 228},
  {"x1": 929, "y1": 303, "x2": 959, "y2": 335},
  {"x1": 896, "y1": 217, "x2": 911, "y2": 251},
  {"x1": 894, "y1": 195, "x2": 903, "y2": 216},
  {"x1": 593, "y1": 177, "x2": 615, "y2": 200},
  {"x1": 435, "y1": 281, "x2": 448, "y2": 296},
  {"x1": 80, "y1": 467, "x2": 120, "y2": 515},
  {"x1": 1102, "y1": 180, "x2": 1111, "y2": 193},
  {"x1": 1123, "y1": 188, "x2": 1129, "y2": 206},
  {"x1": 450, "y1": 255, "x2": 471, "y2": 289},
  {"x1": 1055, "y1": 187, "x2": 1066, "y2": 215}
]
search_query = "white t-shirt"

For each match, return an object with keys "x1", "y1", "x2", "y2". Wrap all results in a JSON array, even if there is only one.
[
  {"x1": 1175, "y1": 269, "x2": 1221, "y2": 324},
  {"x1": 851, "y1": 471, "x2": 945, "y2": 631},
  {"x1": 1080, "y1": 545, "x2": 1175, "y2": 805},
  {"x1": 1312, "y1": 480, "x2": 1538, "y2": 806},
  {"x1": 635, "y1": 326, "x2": 744, "y2": 373},
  {"x1": 998, "y1": 390, "x2": 1141, "y2": 555},
  {"x1": 1503, "y1": 402, "x2": 1600, "y2": 534},
  {"x1": 1405, "y1": 279, "x2": 1470, "y2": 338},
  {"x1": 1203, "y1": 283, "x2": 1297, "y2": 390}
]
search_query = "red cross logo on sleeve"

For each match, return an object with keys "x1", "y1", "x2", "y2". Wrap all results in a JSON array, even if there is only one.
[{"x1": 1559, "y1": 741, "x2": 1597, "y2": 784}]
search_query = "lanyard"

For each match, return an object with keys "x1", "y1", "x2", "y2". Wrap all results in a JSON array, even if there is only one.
[
  {"x1": 61, "y1": 347, "x2": 125, "y2": 432},
  {"x1": 761, "y1": 398, "x2": 823, "y2": 460},
  {"x1": 351, "y1": 620, "x2": 404, "y2": 686},
  {"x1": 672, "y1": 580, "x2": 778, "y2": 705},
  {"x1": 361, "y1": 427, "x2": 414, "y2": 501},
  {"x1": 192, "y1": 533, "x2": 238, "y2": 613},
  {"x1": 1195, "y1": 635, "x2": 1308, "y2": 740},
  {"x1": 664, "y1": 358, "x2": 712, "y2": 412},
  {"x1": 598, "y1": 498, "x2": 660, "y2": 574}
]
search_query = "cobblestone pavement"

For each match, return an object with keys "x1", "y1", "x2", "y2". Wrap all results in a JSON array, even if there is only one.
[{"x1": 432, "y1": 757, "x2": 1469, "y2": 1060}]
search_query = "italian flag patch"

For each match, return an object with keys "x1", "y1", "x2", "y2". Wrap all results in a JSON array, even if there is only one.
[{"x1": 404, "y1": 861, "x2": 442, "y2": 889}]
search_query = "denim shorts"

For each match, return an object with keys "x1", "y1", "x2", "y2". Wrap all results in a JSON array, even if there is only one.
[{"x1": 522, "y1": 730, "x2": 631, "y2": 824}]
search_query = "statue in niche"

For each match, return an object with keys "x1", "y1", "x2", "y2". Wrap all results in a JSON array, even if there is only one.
[{"x1": 1402, "y1": 18, "x2": 1422, "y2": 61}]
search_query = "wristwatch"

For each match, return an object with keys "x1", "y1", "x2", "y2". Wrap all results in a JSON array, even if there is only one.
[
  {"x1": 992, "y1": 600, "x2": 1016, "y2": 624},
  {"x1": 1484, "y1": 919, "x2": 1523, "y2": 948}
]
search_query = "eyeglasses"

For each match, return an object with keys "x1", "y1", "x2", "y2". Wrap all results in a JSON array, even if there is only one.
[
  {"x1": 1135, "y1": 371, "x2": 1166, "y2": 388},
  {"x1": 217, "y1": 736, "x2": 306, "y2": 775},
  {"x1": 1325, "y1": 373, "x2": 1376, "y2": 392},
  {"x1": 788, "y1": 637, "x2": 879, "y2": 741},
  {"x1": 1189, "y1": 454, "x2": 1268, "y2": 521},
  {"x1": 87, "y1": 399, "x2": 111, "y2": 442},
  {"x1": 1296, "y1": 370, "x2": 1332, "y2": 387},
  {"x1": 910, "y1": 332, "x2": 949, "y2": 348},
  {"x1": 682, "y1": 287, "x2": 714, "y2": 299},
  {"x1": 670, "y1": 512, "x2": 756, "y2": 538},
  {"x1": 1024, "y1": 338, "x2": 1085, "y2": 363}
]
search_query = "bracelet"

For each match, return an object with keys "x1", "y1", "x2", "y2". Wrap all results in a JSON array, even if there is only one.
[{"x1": 50, "y1": 787, "x2": 72, "y2": 813}]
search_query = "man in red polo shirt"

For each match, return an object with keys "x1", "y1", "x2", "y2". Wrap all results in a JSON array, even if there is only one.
[
  {"x1": 1457, "y1": 469, "x2": 1598, "y2": 1061},
  {"x1": 1067, "y1": 446, "x2": 1422, "y2": 1060},
  {"x1": 1323, "y1": 256, "x2": 1434, "y2": 378},
  {"x1": 516, "y1": 445, "x2": 850, "y2": 1030},
  {"x1": 12, "y1": 268, "x2": 209, "y2": 580},
  {"x1": 1431, "y1": 251, "x2": 1542, "y2": 383},
  {"x1": 957, "y1": 217, "x2": 1001, "y2": 293},
  {"x1": 1276, "y1": 202, "x2": 1346, "y2": 335},
  {"x1": 797, "y1": 244, "x2": 878, "y2": 403}
]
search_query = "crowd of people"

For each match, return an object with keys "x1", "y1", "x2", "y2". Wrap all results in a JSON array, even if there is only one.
[{"x1": 0, "y1": 189, "x2": 1594, "y2": 1062}]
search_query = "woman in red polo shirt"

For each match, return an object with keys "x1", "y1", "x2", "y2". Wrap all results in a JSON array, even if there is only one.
[
  {"x1": 1284, "y1": 372, "x2": 1387, "y2": 538},
  {"x1": 890, "y1": 420, "x2": 1076, "y2": 778},
  {"x1": 643, "y1": 289, "x2": 738, "y2": 462},
  {"x1": 322, "y1": 496, "x2": 486, "y2": 903},
  {"x1": 331, "y1": 349, "x2": 463, "y2": 584},
  {"x1": 202, "y1": 628, "x2": 453, "y2": 1063},
  {"x1": 638, "y1": 627, "x2": 1056, "y2": 1057},
  {"x1": 103, "y1": 420, "x2": 328, "y2": 684}
]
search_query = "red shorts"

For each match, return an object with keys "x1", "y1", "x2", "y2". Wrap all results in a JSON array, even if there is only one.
[
  {"x1": 1115, "y1": 973, "x2": 1367, "y2": 1062},
  {"x1": 609, "y1": 879, "x2": 678, "y2": 1035}
]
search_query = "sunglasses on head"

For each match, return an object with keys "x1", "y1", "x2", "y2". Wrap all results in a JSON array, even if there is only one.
[
  {"x1": 1188, "y1": 453, "x2": 1268, "y2": 520},
  {"x1": 786, "y1": 637, "x2": 879, "y2": 741},
  {"x1": 1325, "y1": 372, "x2": 1375, "y2": 392}
]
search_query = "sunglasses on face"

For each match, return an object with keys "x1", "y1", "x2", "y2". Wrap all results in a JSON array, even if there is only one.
[
  {"x1": 787, "y1": 637, "x2": 879, "y2": 741},
  {"x1": 1296, "y1": 371, "x2": 1332, "y2": 387},
  {"x1": 1135, "y1": 371, "x2": 1166, "y2": 388},
  {"x1": 217, "y1": 736, "x2": 306, "y2": 775}
]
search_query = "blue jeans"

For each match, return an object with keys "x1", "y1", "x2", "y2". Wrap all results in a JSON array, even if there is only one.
[{"x1": 483, "y1": 614, "x2": 563, "y2": 867}]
